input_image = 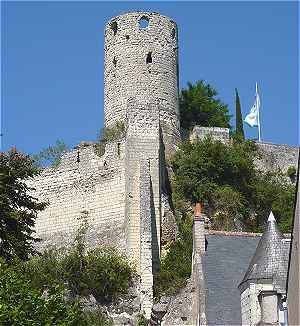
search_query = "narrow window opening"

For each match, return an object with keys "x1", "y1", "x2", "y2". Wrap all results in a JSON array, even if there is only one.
[
  {"x1": 171, "y1": 28, "x2": 176, "y2": 39},
  {"x1": 77, "y1": 149, "x2": 80, "y2": 163},
  {"x1": 125, "y1": 35, "x2": 130, "y2": 40},
  {"x1": 117, "y1": 143, "x2": 121, "y2": 157},
  {"x1": 146, "y1": 52, "x2": 152, "y2": 64},
  {"x1": 111, "y1": 21, "x2": 118, "y2": 36},
  {"x1": 113, "y1": 57, "x2": 117, "y2": 67},
  {"x1": 104, "y1": 161, "x2": 108, "y2": 169},
  {"x1": 139, "y1": 16, "x2": 149, "y2": 29}
]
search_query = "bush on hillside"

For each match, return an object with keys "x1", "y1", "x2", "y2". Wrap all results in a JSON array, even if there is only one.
[
  {"x1": 0, "y1": 258, "x2": 83, "y2": 326},
  {"x1": 154, "y1": 216, "x2": 193, "y2": 297},
  {"x1": 23, "y1": 227, "x2": 133, "y2": 303},
  {"x1": 171, "y1": 137, "x2": 295, "y2": 232}
]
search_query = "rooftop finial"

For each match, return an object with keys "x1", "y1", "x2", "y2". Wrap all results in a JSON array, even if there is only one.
[{"x1": 268, "y1": 211, "x2": 276, "y2": 222}]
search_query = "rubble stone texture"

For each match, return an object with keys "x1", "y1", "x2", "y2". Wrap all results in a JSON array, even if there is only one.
[{"x1": 104, "y1": 12, "x2": 181, "y2": 157}]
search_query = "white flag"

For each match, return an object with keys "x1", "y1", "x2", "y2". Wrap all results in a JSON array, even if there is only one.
[{"x1": 244, "y1": 83, "x2": 260, "y2": 127}]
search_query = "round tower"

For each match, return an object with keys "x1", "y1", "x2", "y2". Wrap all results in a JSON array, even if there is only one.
[{"x1": 104, "y1": 12, "x2": 181, "y2": 154}]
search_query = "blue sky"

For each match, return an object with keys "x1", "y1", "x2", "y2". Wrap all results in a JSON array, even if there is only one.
[{"x1": 1, "y1": 1, "x2": 299, "y2": 154}]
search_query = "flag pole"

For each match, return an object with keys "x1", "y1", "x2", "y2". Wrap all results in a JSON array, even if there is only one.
[{"x1": 256, "y1": 82, "x2": 261, "y2": 142}]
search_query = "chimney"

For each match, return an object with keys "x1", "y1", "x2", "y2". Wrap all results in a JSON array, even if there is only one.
[{"x1": 193, "y1": 203, "x2": 206, "y2": 254}]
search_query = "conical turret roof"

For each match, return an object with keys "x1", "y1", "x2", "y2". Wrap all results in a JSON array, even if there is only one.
[{"x1": 239, "y1": 212, "x2": 289, "y2": 293}]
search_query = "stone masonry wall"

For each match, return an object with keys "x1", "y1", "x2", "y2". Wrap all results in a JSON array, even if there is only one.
[
  {"x1": 28, "y1": 141, "x2": 127, "y2": 251},
  {"x1": 125, "y1": 98, "x2": 161, "y2": 272},
  {"x1": 104, "y1": 12, "x2": 181, "y2": 156},
  {"x1": 190, "y1": 126, "x2": 299, "y2": 174},
  {"x1": 139, "y1": 159, "x2": 154, "y2": 318},
  {"x1": 255, "y1": 142, "x2": 299, "y2": 174},
  {"x1": 190, "y1": 126, "x2": 230, "y2": 144}
]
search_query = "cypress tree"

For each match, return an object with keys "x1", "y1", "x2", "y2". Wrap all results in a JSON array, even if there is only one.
[{"x1": 235, "y1": 88, "x2": 245, "y2": 140}]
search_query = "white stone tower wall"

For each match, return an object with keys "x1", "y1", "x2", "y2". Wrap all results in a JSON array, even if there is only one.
[{"x1": 104, "y1": 12, "x2": 181, "y2": 155}]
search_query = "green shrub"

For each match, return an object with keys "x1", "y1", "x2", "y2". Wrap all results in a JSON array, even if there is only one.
[
  {"x1": 154, "y1": 216, "x2": 193, "y2": 297},
  {"x1": 95, "y1": 121, "x2": 125, "y2": 156},
  {"x1": 211, "y1": 186, "x2": 245, "y2": 231},
  {"x1": 287, "y1": 166, "x2": 297, "y2": 180},
  {"x1": 0, "y1": 258, "x2": 83, "y2": 326},
  {"x1": 23, "y1": 221, "x2": 133, "y2": 303},
  {"x1": 171, "y1": 137, "x2": 295, "y2": 232},
  {"x1": 23, "y1": 247, "x2": 65, "y2": 290},
  {"x1": 83, "y1": 248, "x2": 132, "y2": 302},
  {"x1": 137, "y1": 313, "x2": 148, "y2": 326},
  {"x1": 82, "y1": 309, "x2": 113, "y2": 326}
]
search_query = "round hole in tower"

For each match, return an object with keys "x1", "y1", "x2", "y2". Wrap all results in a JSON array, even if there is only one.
[
  {"x1": 111, "y1": 21, "x2": 118, "y2": 36},
  {"x1": 139, "y1": 16, "x2": 149, "y2": 29},
  {"x1": 125, "y1": 35, "x2": 130, "y2": 40}
]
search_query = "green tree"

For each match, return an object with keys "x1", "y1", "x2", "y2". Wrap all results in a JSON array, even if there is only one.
[
  {"x1": 32, "y1": 140, "x2": 68, "y2": 167},
  {"x1": 171, "y1": 137, "x2": 295, "y2": 232},
  {"x1": 0, "y1": 258, "x2": 84, "y2": 326},
  {"x1": 0, "y1": 148, "x2": 47, "y2": 262},
  {"x1": 179, "y1": 80, "x2": 232, "y2": 130},
  {"x1": 235, "y1": 88, "x2": 245, "y2": 140}
]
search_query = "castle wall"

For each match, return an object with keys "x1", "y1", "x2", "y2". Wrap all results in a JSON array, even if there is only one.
[
  {"x1": 125, "y1": 99, "x2": 161, "y2": 271},
  {"x1": 104, "y1": 12, "x2": 181, "y2": 156},
  {"x1": 190, "y1": 126, "x2": 230, "y2": 144},
  {"x1": 255, "y1": 142, "x2": 299, "y2": 174},
  {"x1": 190, "y1": 126, "x2": 299, "y2": 175},
  {"x1": 28, "y1": 142, "x2": 127, "y2": 251}
]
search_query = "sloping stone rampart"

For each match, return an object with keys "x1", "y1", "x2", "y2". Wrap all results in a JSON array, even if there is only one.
[{"x1": 28, "y1": 142, "x2": 127, "y2": 251}]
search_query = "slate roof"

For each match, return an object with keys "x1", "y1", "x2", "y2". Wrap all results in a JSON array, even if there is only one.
[
  {"x1": 239, "y1": 213, "x2": 289, "y2": 294},
  {"x1": 203, "y1": 233, "x2": 260, "y2": 325}
]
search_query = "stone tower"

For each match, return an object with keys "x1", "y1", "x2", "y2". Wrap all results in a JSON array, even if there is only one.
[
  {"x1": 103, "y1": 12, "x2": 181, "y2": 317},
  {"x1": 104, "y1": 12, "x2": 181, "y2": 156}
]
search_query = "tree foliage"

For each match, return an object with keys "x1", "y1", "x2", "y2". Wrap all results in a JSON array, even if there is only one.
[
  {"x1": 0, "y1": 257, "x2": 115, "y2": 326},
  {"x1": 0, "y1": 258, "x2": 83, "y2": 326},
  {"x1": 179, "y1": 81, "x2": 232, "y2": 130},
  {"x1": 235, "y1": 88, "x2": 245, "y2": 140},
  {"x1": 23, "y1": 220, "x2": 133, "y2": 303},
  {"x1": 32, "y1": 140, "x2": 68, "y2": 167},
  {"x1": 0, "y1": 148, "x2": 47, "y2": 262},
  {"x1": 171, "y1": 137, "x2": 295, "y2": 232}
]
